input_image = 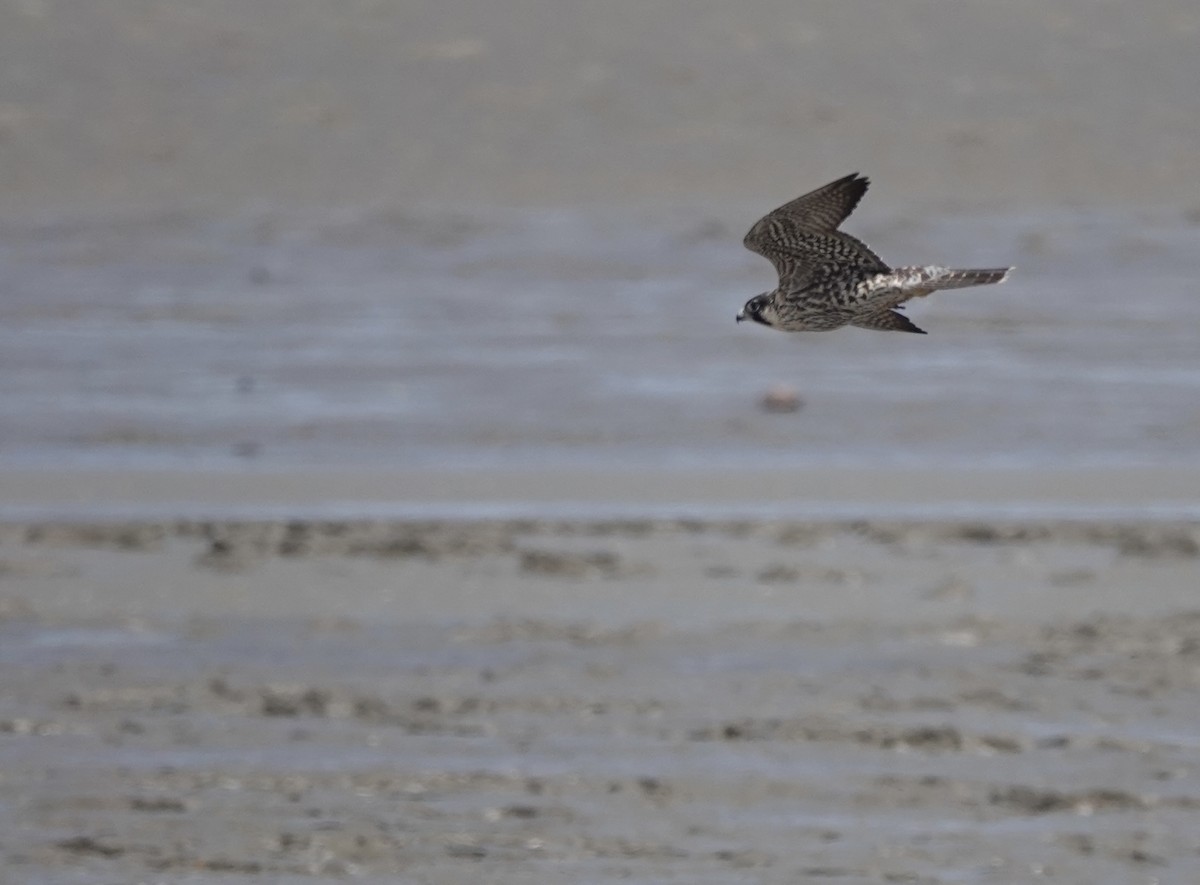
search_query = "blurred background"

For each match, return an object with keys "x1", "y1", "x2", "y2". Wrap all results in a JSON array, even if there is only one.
[
  {"x1": 2, "y1": 0, "x2": 1199, "y2": 489},
  {"x1": 6, "y1": 8, "x2": 1200, "y2": 880}
]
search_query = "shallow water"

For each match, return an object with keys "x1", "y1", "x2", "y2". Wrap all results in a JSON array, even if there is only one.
[{"x1": 2, "y1": 205, "x2": 1199, "y2": 475}]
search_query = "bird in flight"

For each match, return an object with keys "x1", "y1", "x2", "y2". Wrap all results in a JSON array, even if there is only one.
[{"x1": 736, "y1": 173, "x2": 1011, "y2": 334}]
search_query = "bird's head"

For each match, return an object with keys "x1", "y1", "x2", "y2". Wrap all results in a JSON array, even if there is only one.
[{"x1": 736, "y1": 294, "x2": 776, "y2": 328}]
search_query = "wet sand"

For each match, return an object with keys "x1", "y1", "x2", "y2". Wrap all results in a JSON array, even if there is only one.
[
  {"x1": 3, "y1": 206, "x2": 1198, "y2": 475},
  {"x1": 4, "y1": 510, "x2": 1200, "y2": 883}
]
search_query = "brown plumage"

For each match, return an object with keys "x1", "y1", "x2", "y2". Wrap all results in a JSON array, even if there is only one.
[{"x1": 736, "y1": 174, "x2": 1012, "y2": 334}]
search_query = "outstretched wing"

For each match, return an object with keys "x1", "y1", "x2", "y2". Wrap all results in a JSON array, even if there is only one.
[
  {"x1": 743, "y1": 173, "x2": 889, "y2": 290},
  {"x1": 749, "y1": 172, "x2": 869, "y2": 235}
]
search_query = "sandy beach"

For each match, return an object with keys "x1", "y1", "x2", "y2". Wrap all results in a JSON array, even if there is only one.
[{"x1": 2, "y1": 502, "x2": 1200, "y2": 883}]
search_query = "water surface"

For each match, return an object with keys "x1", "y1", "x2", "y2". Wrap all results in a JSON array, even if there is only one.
[{"x1": 2, "y1": 206, "x2": 1198, "y2": 493}]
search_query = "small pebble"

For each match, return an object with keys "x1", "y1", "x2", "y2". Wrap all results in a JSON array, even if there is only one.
[{"x1": 760, "y1": 385, "x2": 803, "y2": 413}]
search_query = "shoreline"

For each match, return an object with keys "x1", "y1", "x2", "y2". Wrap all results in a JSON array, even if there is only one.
[
  {"x1": 3, "y1": 465, "x2": 1200, "y2": 522},
  {"x1": 2, "y1": 510, "x2": 1197, "y2": 628}
]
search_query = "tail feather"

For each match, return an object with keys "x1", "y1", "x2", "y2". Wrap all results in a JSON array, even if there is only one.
[{"x1": 929, "y1": 267, "x2": 1012, "y2": 290}]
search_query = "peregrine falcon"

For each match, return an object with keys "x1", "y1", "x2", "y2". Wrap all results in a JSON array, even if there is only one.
[{"x1": 736, "y1": 173, "x2": 1011, "y2": 334}]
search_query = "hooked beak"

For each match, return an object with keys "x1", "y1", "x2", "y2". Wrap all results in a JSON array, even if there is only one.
[{"x1": 735, "y1": 309, "x2": 746, "y2": 324}]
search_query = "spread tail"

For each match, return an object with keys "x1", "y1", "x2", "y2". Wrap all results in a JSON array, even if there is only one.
[{"x1": 928, "y1": 267, "x2": 1012, "y2": 290}]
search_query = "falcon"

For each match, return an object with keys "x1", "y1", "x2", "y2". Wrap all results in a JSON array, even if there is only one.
[{"x1": 736, "y1": 173, "x2": 1011, "y2": 334}]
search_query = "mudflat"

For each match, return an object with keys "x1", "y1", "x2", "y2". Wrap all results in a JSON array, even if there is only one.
[{"x1": 3, "y1": 511, "x2": 1200, "y2": 883}]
